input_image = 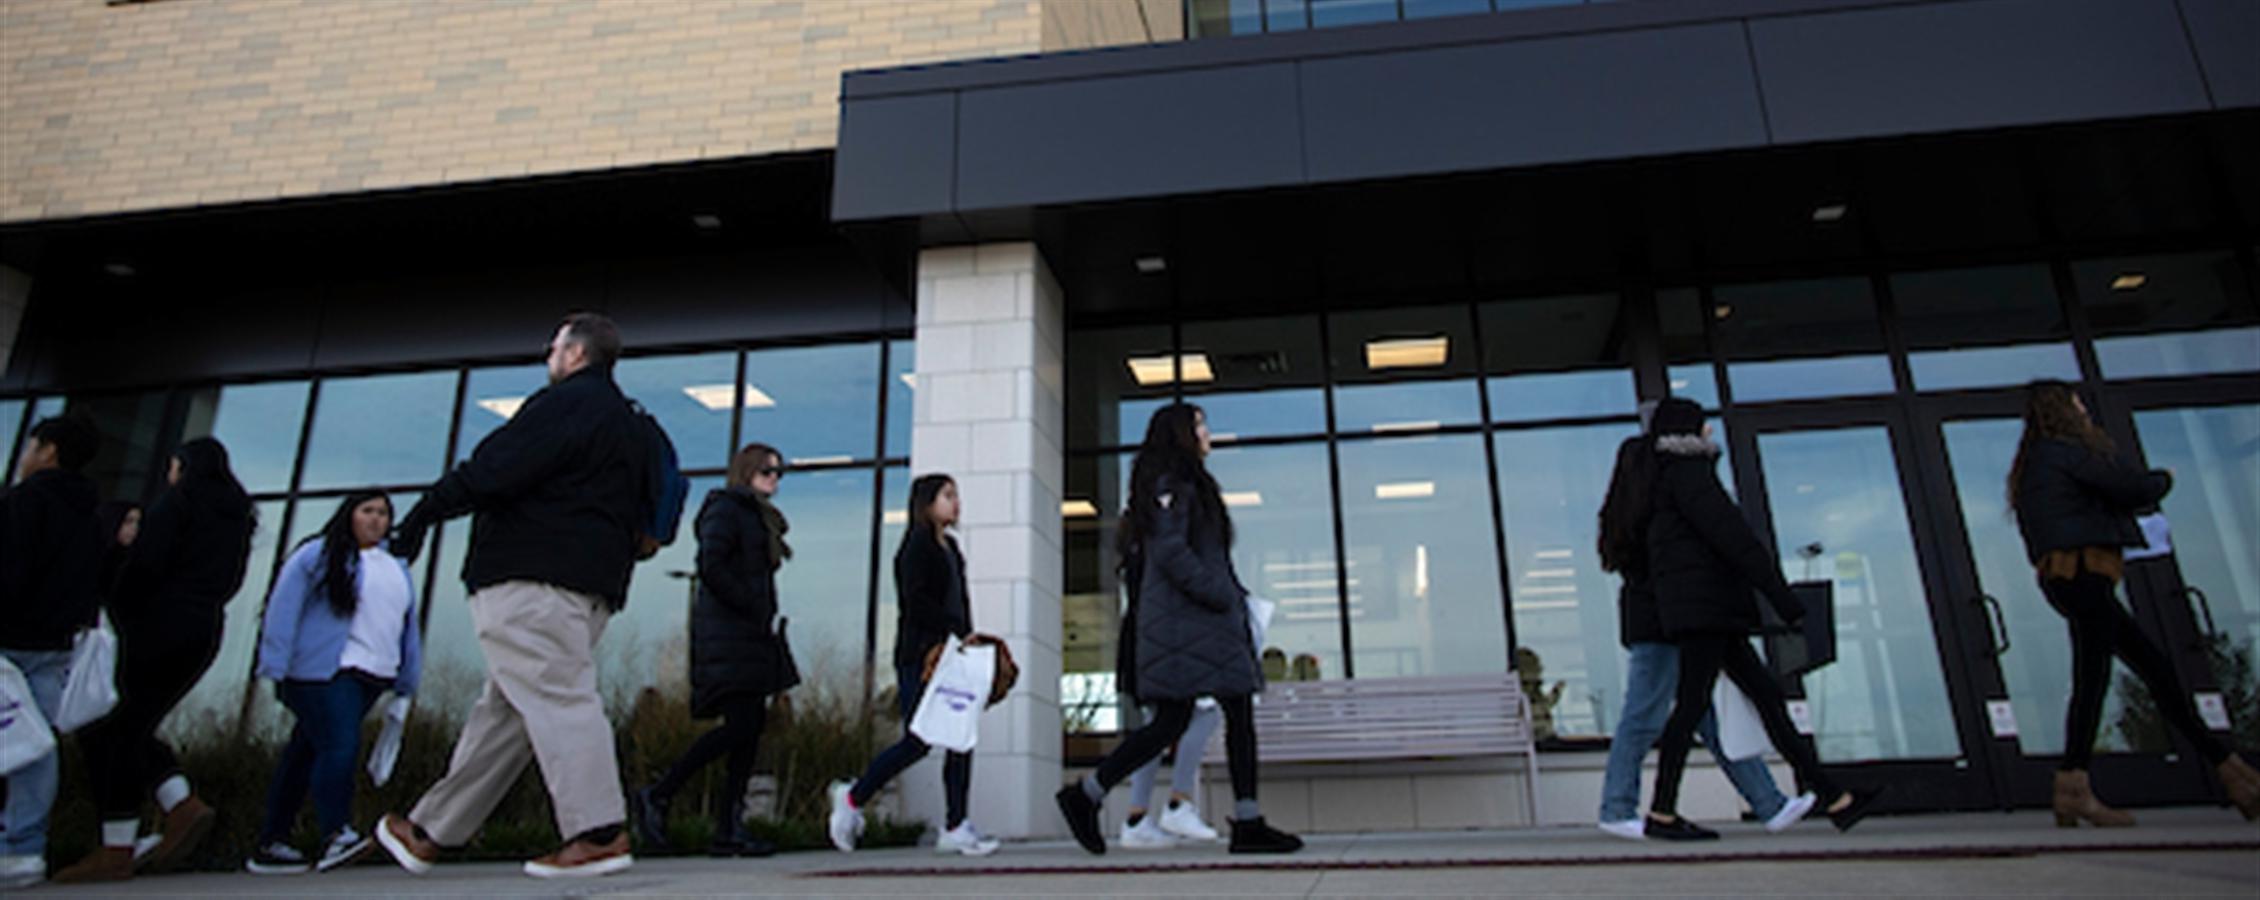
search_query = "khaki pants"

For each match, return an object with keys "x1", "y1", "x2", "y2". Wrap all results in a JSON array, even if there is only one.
[{"x1": 410, "y1": 581, "x2": 624, "y2": 845}]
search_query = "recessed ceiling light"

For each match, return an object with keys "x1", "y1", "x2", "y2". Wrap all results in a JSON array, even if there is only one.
[
  {"x1": 1811, "y1": 204, "x2": 1848, "y2": 223},
  {"x1": 898, "y1": 373, "x2": 918, "y2": 390},
  {"x1": 1714, "y1": 304, "x2": 1733, "y2": 320},
  {"x1": 103, "y1": 262, "x2": 136, "y2": 277},
  {"x1": 1222, "y1": 491, "x2": 1263, "y2": 507},
  {"x1": 882, "y1": 509, "x2": 909, "y2": 525},
  {"x1": 1134, "y1": 255, "x2": 1166, "y2": 274},
  {"x1": 691, "y1": 213, "x2": 722, "y2": 229},
  {"x1": 1062, "y1": 499, "x2": 1100, "y2": 518},
  {"x1": 1126, "y1": 353, "x2": 1215, "y2": 386},
  {"x1": 793, "y1": 455, "x2": 853, "y2": 466},
  {"x1": 1366, "y1": 337, "x2": 1449, "y2": 371},
  {"x1": 476, "y1": 396, "x2": 527, "y2": 419},
  {"x1": 2111, "y1": 273, "x2": 2146, "y2": 291},
  {"x1": 1533, "y1": 548, "x2": 1573, "y2": 560},
  {"x1": 1371, "y1": 420, "x2": 1442, "y2": 434},
  {"x1": 682, "y1": 383, "x2": 776, "y2": 411},
  {"x1": 1375, "y1": 481, "x2": 1436, "y2": 500}
]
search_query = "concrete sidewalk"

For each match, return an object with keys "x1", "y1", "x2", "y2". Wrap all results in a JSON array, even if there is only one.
[{"x1": 22, "y1": 807, "x2": 2258, "y2": 898}]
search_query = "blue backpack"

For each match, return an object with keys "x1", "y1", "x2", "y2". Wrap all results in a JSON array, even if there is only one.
[{"x1": 629, "y1": 401, "x2": 691, "y2": 556}]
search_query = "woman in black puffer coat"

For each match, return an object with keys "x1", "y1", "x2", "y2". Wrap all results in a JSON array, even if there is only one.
[
  {"x1": 1053, "y1": 403, "x2": 1301, "y2": 857},
  {"x1": 633, "y1": 443, "x2": 797, "y2": 858},
  {"x1": 1637, "y1": 398, "x2": 1882, "y2": 841}
]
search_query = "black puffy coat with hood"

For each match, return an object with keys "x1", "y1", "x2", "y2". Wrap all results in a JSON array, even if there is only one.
[
  {"x1": 1647, "y1": 434, "x2": 1804, "y2": 638},
  {"x1": 1130, "y1": 474, "x2": 1258, "y2": 702},
  {"x1": 689, "y1": 487, "x2": 791, "y2": 717},
  {"x1": 2011, "y1": 437, "x2": 2171, "y2": 563}
]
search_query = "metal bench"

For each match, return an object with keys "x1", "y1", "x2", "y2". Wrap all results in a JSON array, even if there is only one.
[{"x1": 1201, "y1": 673, "x2": 1540, "y2": 824}]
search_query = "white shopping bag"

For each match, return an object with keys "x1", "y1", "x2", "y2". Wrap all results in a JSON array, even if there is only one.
[
  {"x1": 2125, "y1": 512, "x2": 2172, "y2": 561},
  {"x1": 1, "y1": 656, "x2": 58, "y2": 776},
  {"x1": 1712, "y1": 677, "x2": 1775, "y2": 762},
  {"x1": 1245, "y1": 594, "x2": 1277, "y2": 652},
  {"x1": 53, "y1": 612, "x2": 119, "y2": 734},
  {"x1": 366, "y1": 695, "x2": 412, "y2": 786},
  {"x1": 909, "y1": 636, "x2": 995, "y2": 753}
]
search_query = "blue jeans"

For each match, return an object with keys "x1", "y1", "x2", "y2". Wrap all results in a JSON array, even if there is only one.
[
  {"x1": 259, "y1": 675, "x2": 386, "y2": 844},
  {"x1": 850, "y1": 660, "x2": 972, "y2": 829},
  {"x1": 1, "y1": 649, "x2": 70, "y2": 858},
  {"x1": 1598, "y1": 642, "x2": 1787, "y2": 822}
]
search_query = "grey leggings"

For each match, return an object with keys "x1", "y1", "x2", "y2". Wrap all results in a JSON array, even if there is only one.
[{"x1": 1128, "y1": 700, "x2": 1223, "y2": 812}]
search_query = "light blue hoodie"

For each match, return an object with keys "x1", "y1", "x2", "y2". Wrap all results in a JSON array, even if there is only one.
[{"x1": 255, "y1": 538, "x2": 423, "y2": 697}]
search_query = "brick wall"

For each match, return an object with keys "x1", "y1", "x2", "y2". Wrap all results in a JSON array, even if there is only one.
[{"x1": 0, "y1": 0, "x2": 1174, "y2": 224}]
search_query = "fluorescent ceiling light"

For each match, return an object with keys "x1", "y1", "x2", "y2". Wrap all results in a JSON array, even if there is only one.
[
  {"x1": 1263, "y1": 560, "x2": 1345, "y2": 572},
  {"x1": 1371, "y1": 420, "x2": 1442, "y2": 434},
  {"x1": 2111, "y1": 273, "x2": 2147, "y2": 291},
  {"x1": 1134, "y1": 255, "x2": 1167, "y2": 274},
  {"x1": 1524, "y1": 568, "x2": 1575, "y2": 580},
  {"x1": 899, "y1": 373, "x2": 918, "y2": 390},
  {"x1": 1811, "y1": 204, "x2": 1848, "y2": 223},
  {"x1": 1269, "y1": 578, "x2": 1355, "y2": 590},
  {"x1": 1062, "y1": 500, "x2": 1100, "y2": 518},
  {"x1": 881, "y1": 510, "x2": 908, "y2": 525},
  {"x1": 682, "y1": 383, "x2": 775, "y2": 411},
  {"x1": 1365, "y1": 337, "x2": 1449, "y2": 371},
  {"x1": 1126, "y1": 353, "x2": 1215, "y2": 386},
  {"x1": 1375, "y1": 481, "x2": 1435, "y2": 500},
  {"x1": 1669, "y1": 379, "x2": 1691, "y2": 391},
  {"x1": 1512, "y1": 600, "x2": 1579, "y2": 611},
  {"x1": 1534, "y1": 549, "x2": 1573, "y2": 560},
  {"x1": 1516, "y1": 584, "x2": 1578, "y2": 596},
  {"x1": 103, "y1": 262, "x2": 136, "y2": 277},
  {"x1": 691, "y1": 213, "x2": 722, "y2": 229},
  {"x1": 1222, "y1": 491, "x2": 1263, "y2": 507},
  {"x1": 793, "y1": 455, "x2": 853, "y2": 466},
  {"x1": 476, "y1": 396, "x2": 527, "y2": 420}
]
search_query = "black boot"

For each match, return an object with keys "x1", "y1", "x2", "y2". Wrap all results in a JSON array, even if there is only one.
[
  {"x1": 1228, "y1": 817, "x2": 1303, "y2": 854},
  {"x1": 1055, "y1": 786, "x2": 1106, "y2": 855},
  {"x1": 707, "y1": 793, "x2": 775, "y2": 858},
  {"x1": 631, "y1": 785, "x2": 673, "y2": 852}
]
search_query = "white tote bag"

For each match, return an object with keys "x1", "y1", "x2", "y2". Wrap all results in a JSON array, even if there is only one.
[
  {"x1": 367, "y1": 695, "x2": 413, "y2": 787},
  {"x1": 1712, "y1": 677, "x2": 1775, "y2": 762},
  {"x1": 909, "y1": 635, "x2": 996, "y2": 753},
  {"x1": 1, "y1": 656, "x2": 59, "y2": 776},
  {"x1": 52, "y1": 613, "x2": 119, "y2": 734},
  {"x1": 1246, "y1": 594, "x2": 1277, "y2": 653}
]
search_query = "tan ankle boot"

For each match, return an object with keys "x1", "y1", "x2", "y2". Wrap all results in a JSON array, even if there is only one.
[
  {"x1": 143, "y1": 794, "x2": 216, "y2": 874},
  {"x1": 2215, "y1": 755, "x2": 2260, "y2": 822},
  {"x1": 52, "y1": 846, "x2": 133, "y2": 883},
  {"x1": 2053, "y1": 770, "x2": 2135, "y2": 828}
]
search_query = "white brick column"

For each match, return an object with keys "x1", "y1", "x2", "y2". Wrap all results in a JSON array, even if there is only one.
[{"x1": 899, "y1": 242, "x2": 1066, "y2": 839}]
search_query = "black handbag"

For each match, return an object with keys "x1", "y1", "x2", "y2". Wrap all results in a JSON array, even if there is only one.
[{"x1": 772, "y1": 616, "x2": 802, "y2": 693}]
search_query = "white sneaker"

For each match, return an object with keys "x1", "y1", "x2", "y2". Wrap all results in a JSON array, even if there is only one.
[
  {"x1": 1158, "y1": 801, "x2": 1220, "y2": 842},
  {"x1": 1765, "y1": 792, "x2": 1819, "y2": 833},
  {"x1": 245, "y1": 841, "x2": 309, "y2": 875},
  {"x1": 934, "y1": 821, "x2": 1001, "y2": 857},
  {"x1": 0, "y1": 854, "x2": 45, "y2": 889},
  {"x1": 316, "y1": 826, "x2": 375, "y2": 872},
  {"x1": 1597, "y1": 818, "x2": 1647, "y2": 841},
  {"x1": 1119, "y1": 815, "x2": 1178, "y2": 850},
  {"x1": 827, "y1": 781, "x2": 864, "y2": 853}
]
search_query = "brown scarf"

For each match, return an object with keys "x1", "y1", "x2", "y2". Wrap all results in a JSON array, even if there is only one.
[{"x1": 745, "y1": 488, "x2": 792, "y2": 569}]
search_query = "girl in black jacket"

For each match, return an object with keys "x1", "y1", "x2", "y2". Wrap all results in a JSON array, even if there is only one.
[
  {"x1": 57, "y1": 438, "x2": 256, "y2": 883},
  {"x1": 828, "y1": 472, "x2": 1001, "y2": 857},
  {"x1": 635, "y1": 443, "x2": 798, "y2": 857},
  {"x1": 2009, "y1": 380, "x2": 2260, "y2": 825},
  {"x1": 1637, "y1": 399, "x2": 1881, "y2": 840}
]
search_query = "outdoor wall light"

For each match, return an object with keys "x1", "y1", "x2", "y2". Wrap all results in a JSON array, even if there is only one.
[
  {"x1": 1126, "y1": 352, "x2": 1214, "y2": 385},
  {"x1": 1134, "y1": 255, "x2": 1167, "y2": 274},
  {"x1": 1811, "y1": 204, "x2": 1848, "y2": 222},
  {"x1": 683, "y1": 382, "x2": 775, "y2": 410},
  {"x1": 1714, "y1": 304, "x2": 1734, "y2": 320},
  {"x1": 1365, "y1": 336, "x2": 1449, "y2": 370},
  {"x1": 691, "y1": 213, "x2": 722, "y2": 229},
  {"x1": 2111, "y1": 273, "x2": 2147, "y2": 291},
  {"x1": 899, "y1": 373, "x2": 918, "y2": 389},
  {"x1": 103, "y1": 262, "x2": 137, "y2": 277},
  {"x1": 1061, "y1": 499, "x2": 1100, "y2": 518}
]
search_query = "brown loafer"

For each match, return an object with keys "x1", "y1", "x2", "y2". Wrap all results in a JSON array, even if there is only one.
[
  {"x1": 375, "y1": 813, "x2": 440, "y2": 875},
  {"x1": 522, "y1": 832, "x2": 633, "y2": 879},
  {"x1": 142, "y1": 795, "x2": 216, "y2": 874}
]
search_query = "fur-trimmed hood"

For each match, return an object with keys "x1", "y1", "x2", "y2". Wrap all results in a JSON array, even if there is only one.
[{"x1": 1654, "y1": 433, "x2": 1721, "y2": 458}]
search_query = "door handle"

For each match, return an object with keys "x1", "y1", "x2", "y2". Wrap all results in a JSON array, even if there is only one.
[
  {"x1": 2183, "y1": 586, "x2": 2218, "y2": 646},
  {"x1": 1976, "y1": 593, "x2": 2011, "y2": 657}
]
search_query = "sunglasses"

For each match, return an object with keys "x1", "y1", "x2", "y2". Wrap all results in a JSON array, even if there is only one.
[{"x1": 755, "y1": 466, "x2": 786, "y2": 478}]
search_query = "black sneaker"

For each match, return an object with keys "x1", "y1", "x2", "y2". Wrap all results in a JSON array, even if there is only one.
[
  {"x1": 1227, "y1": 817, "x2": 1303, "y2": 854},
  {"x1": 1055, "y1": 786, "x2": 1106, "y2": 855},
  {"x1": 1828, "y1": 787, "x2": 1886, "y2": 833},
  {"x1": 1643, "y1": 816, "x2": 1720, "y2": 841},
  {"x1": 244, "y1": 841, "x2": 309, "y2": 875},
  {"x1": 631, "y1": 786, "x2": 673, "y2": 852},
  {"x1": 708, "y1": 824, "x2": 776, "y2": 858}
]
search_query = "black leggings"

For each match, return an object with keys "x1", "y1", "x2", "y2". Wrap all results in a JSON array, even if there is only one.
[
  {"x1": 652, "y1": 693, "x2": 768, "y2": 823},
  {"x1": 2047, "y1": 572, "x2": 2228, "y2": 770},
  {"x1": 79, "y1": 614, "x2": 222, "y2": 819},
  {"x1": 1094, "y1": 696, "x2": 1257, "y2": 807},
  {"x1": 1652, "y1": 634, "x2": 1836, "y2": 816}
]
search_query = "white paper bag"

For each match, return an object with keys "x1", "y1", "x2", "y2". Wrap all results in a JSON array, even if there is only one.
[
  {"x1": 1712, "y1": 677, "x2": 1774, "y2": 762},
  {"x1": 909, "y1": 636, "x2": 995, "y2": 753},
  {"x1": 0, "y1": 656, "x2": 58, "y2": 776},
  {"x1": 367, "y1": 695, "x2": 412, "y2": 786},
  {"x1": 53, "y1": 613, "x2": 119, "y2": 734},
  {"x1": 1245, "y1": 594, "x2": 1277, "y2": 653},
  {"x1": 2125, "y1": 512, "x2": 2172, "y2": 561}
]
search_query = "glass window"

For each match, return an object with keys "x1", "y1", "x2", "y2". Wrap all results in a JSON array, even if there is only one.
[
  {"x1": 617, "y1": 352, "x2": 739, "y2": 471},
  {"x1": 1337, "y1": 434, "x2": 1509, "y2": 678},
  {"x1": 770, "y1": 467, "x2": 879, "y2": 690},
  {"x1": 164, "y1": 499, "x2": 286, "y2": 742},
  {"x1": 1068, "y1": 326, "x2": 1176, "y2": 451},
  {"x1": 1715, "y1": 278, "x2": 1895, "y2": 403},
  {"x1": 1494, "y1": 423, "x2": 1641, "y2": 740},
  {"x1": 1480, "y1": 294, "x2": 1638, "y2": 422},
  {"x1": 875, "y1": 465, "x2": 914, "y2": 696},
  {"x1": 1329, "y1": 305, "x2": 1483, "y2": 433},
  {"x1": 184, "y1": 382, "x2": 310, "y2": 494},
  {"x1": 1189, "y1": 0, "x2": 1264, "y2": 37},
  {"x1": 300, "y1": 370, "x2": 458, "y2": 490},
  {"x1": 1180, "y1": 316, "x2": 1327, "y2": 441},
  {"x1": 455, "y1": 363, "x2": 548, "y2": 464},
  {"x1": 1310, "y1": 0, "x2": 1398, "y2": 28},
  {"x1": 2075, "y1": 252, "x2": 2259, "y2": 379},
  {"x1": 885, "y1": 340, "x2": 914, "y2": 460},
  {"x1": 2135, "y1": 405, "x2": 2260, "y2": 672},
  {"x1": 741, "y1": 343, "x2": 882, "y2": 465},
  {"x1": 417, "y1": 515, "x2": 482, "y2": 718},
  {"x1": 1659, "y1": 289, "x2": 1724, "y2": 409},
  {"x1": 1062, "y1": 452, "x2": 1131, "y2": 733},
  {"x1": 1, "y1": 398, "x2": 24, "y2": 471},
  {"x1": 1757, "y1": 427, "x2": 1959, "y2": 760},
  {"x1": 1893, "y1": 265, "x2": 2080, "y2": 390},
  {"x1": 1206, "y1": 442, "x2": 1346, "y2": 682},
  {"x1": 1405, "y1": 0, "x2": 1494, "y2": 19},
  {"x1": 603, "y1": 476, "x2": 724, "y2": 706},
  {"x1": 1267, "y1": 0, "x2": 1310, "y2": 31}
]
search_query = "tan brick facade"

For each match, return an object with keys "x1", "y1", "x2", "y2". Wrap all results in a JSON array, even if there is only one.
[{"x1": 0, "y1": 0, "x2": 1177, "y2": 224}]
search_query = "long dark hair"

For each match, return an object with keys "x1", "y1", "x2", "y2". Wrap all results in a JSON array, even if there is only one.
[
  {"x1": 1116, "y1": 403, "x2": 1231, "y2": 576},
  {"x1": 95, "y1": 501, "x2": 141, "y2": 552},
  {"x1": 906, "y1": 473, "x2": 956, "y2": 538},
  {"x1": 2008, "y1": 380, "x2": 2116, "y2": 513},
  {"x1": 295, "y1": 491, "x2": 391, "y2": 617},
  {"x1": 1597, "y1": 435, "x2": 1656, "y2": 575},
  {"x1": 171, "y1": 437, "x2": 253, "y2": 522}
]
